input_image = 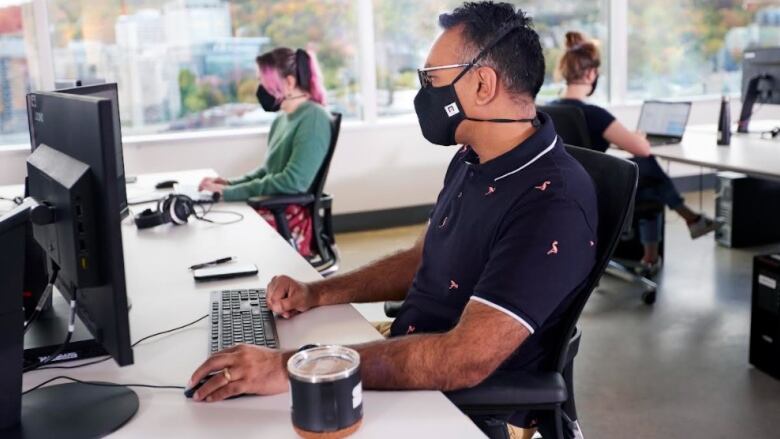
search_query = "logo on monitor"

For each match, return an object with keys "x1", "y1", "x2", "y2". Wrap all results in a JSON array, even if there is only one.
[
  {"x1": 444, "y1": 103, "x2": 460, "y2": 117},
  {"x1": 34, "y1": 112, "x2": 44, "y2": 123}
]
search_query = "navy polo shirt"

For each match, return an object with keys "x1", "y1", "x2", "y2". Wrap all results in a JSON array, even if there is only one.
[{"x1": 390, "y1": 112, "x2": 598, "y2": 371}]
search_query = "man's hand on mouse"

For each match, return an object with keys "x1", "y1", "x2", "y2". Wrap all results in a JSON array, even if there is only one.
[
  {"x1": 266, "y1": 275, "x2": 321, "y2": 319},
  {"x1": 189, "y1": 344, "x2": 289, "y2": 402}
]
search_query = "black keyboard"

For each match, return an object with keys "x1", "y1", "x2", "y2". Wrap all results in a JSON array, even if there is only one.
[{"x1": 209, "y1": 289, "x2": 278, "y2": 355}]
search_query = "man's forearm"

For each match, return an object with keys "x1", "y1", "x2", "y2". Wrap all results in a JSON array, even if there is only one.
[
  {"x1": 352, "y1": 301, "x2": 530, "y2": 392},
  {"x1": 353, "y1": 333, "x2": 487, "y2": 392},
  {"x1": 312, "y1": 246, "x2": 422, "y2": 306}
]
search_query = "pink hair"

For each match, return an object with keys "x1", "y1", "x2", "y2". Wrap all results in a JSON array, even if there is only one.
[
  {"x1": 256, "y1": 48, "x2": 327, "y2": 106},
  {"x1": 259, "y1": 66, "x2": 285, "y2": 104},
  {"x1": 305, "y1": 50, "x2": 327, "y2": 106}
]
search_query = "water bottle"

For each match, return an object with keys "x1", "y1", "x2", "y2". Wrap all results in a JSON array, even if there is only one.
[{"x1": 717, "y1": 95, "x2": 731, "y2": 146}]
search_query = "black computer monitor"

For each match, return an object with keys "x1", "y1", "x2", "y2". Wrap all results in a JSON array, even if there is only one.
[
  {"x1": 738, "y1": 47, "x2": 780, "y2": 133},
  {"x1": 0, "y1": 91, "x2": 137, "y2": 437},
  {"x1": 28, "y1": 83, "x2": 129, "y2": 218},
  {"x1": 26, "y1": 90, "x2": 134, "y2": 366}
]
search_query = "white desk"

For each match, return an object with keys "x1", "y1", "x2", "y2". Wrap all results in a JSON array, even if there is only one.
[
  {"x1": 652, "y1": 123, "x2": 780, "y2": 181},
  {"x1": 11, "y1": 170, "x2": 484, "y2": 438}
]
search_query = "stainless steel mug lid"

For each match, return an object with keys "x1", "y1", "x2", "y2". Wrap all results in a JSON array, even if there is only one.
[{"x1": 287, "y1": 345, "x2": 360, "y2": 383}]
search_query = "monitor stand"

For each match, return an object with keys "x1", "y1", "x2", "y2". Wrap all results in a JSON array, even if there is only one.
[
  {"x1": 24, "y1": 294, "x2": 108, "y2": 367},
  {"x1": 1, "y1": 202, "x2": 139, "y2": 438}
]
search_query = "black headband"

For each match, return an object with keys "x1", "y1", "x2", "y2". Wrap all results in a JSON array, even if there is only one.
[{"x1": 295, "y1": 49, "x2": 312, "y2": 91}]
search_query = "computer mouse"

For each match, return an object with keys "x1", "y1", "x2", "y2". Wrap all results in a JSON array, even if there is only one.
[
  {"x1": 184, "y1": 375, "x2": 246, "y2": 400},
  {"x1": 155, "y1": 180, "x2": 178, "y2": 190},
  {"x1": 184, "y1": 373, "x2": 215, "y2": 398}
]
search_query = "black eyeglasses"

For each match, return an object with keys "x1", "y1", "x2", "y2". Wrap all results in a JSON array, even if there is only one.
[
  {"x1": 416, "y1": 21, "x2": 524, "y2": 88},
  {"x1": 417, "y1": 63, "x2": 472, "y2": 88}
]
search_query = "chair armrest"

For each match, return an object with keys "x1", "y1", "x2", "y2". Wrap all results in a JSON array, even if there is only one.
[
  {"x1": 445, "y1": 371, "x2": 567, "y2": 414},
  {"x1": 247, "y1": 194, "x2": 315, "y2": 210},
  {"x1": 384, "y1": 300, "x2": 404, "y2": 318}
]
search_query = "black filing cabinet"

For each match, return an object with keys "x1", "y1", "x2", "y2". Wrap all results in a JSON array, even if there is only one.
[{"x1": 750, "y1": 254, "x2": 780, "y2": 379}]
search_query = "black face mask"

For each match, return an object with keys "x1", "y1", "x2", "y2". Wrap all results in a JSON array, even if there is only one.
[
  {"x1": 256, "y1": 85, "x2": 281, "y2": 112},
  {"x1": 413, "y1": 23, "x2": 539, "y2": 146},
  {"x1": 588, "y1": 74, "x2": 599, "y2": 97}
]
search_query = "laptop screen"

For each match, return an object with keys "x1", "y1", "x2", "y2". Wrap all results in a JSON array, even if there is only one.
[{"x1": 637, "y1": 101, "x2": 692, "y2": 137}]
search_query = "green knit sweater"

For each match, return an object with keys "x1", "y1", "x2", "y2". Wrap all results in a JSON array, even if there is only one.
[{"x1": 223, "y1": 101, "x2": 331, "y2": 201}]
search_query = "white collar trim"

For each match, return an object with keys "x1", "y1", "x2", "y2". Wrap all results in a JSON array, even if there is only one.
[{"x1": 493, "y1": 136, "x2": 558, "y2": 182}]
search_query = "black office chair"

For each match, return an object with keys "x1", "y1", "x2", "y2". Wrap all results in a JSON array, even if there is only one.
[
  {"x1": 247, "y1": 112, "x2": 342, "y2": 276},
  {"x1": 541, "y1": 104, "x2": 661, "y2": 304},
  {"x1": 538, "y1": 105, "x2": 592, "y2": 149},
  {"x1": 445, "y1": 145, "x2": 638, "y2": 439}
]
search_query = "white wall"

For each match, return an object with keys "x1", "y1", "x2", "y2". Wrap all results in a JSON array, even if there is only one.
[{"x1": 2, "y1": 98, "x2": 778, "y2": 215}]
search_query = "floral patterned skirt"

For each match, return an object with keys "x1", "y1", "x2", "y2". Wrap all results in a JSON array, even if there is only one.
[{"x1": 255, "y1": 204, "x2": 313, "y2": 258}]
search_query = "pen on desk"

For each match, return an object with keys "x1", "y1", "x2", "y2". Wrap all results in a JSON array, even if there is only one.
[{"x1": 189, "y1": 257, "x2": 235, "y2": 271}]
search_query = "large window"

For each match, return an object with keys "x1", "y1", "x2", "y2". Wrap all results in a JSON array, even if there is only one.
[
  {"x1": 526, "y1": 0, "x2": 608, "y2": 102},
  {"x1": 47, "y1": 0, "x2": 359, "y2": 135},
  {"x1": 373, "y1": 0, "x2": 608, "y2": 116},
  {"x1": 0, "y1": 3, "x2": 33, "y2": 146},
  {"x1": 4, "y1": 0, "x2": 780, "y2": 147},
  {"x1": 627, "y1": 0, "x2": 780, "y2": 99}
]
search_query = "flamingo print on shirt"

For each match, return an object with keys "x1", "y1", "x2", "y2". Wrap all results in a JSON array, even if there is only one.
[
  {"x1": 535, "y1": 180, "x2": 551, "y2": 191},
  {"x1": 547, "y1": 241, "x2": 559, "y2": 255},
  {"x1": 485, "y1": 186, "x2": 496, "y2": 196},
  {"x1": 406, "y1": 325, "x2": 416, "y2": 335},
  {"x1": 449, "y1": 280, "x2": 459, "y2": 290}
]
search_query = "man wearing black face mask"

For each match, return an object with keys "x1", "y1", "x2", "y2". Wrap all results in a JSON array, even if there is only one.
[{"x1": 191, "y1": 3, "x2": 597, "y2": 438}]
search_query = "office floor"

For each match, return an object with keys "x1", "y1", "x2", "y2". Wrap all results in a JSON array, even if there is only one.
[{"x1": 335, "y1": 191, "x2": 780, "y2": 439}]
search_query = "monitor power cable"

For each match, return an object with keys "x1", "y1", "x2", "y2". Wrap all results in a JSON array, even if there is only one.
[
  {"x1": 24, "y1": 265, "x2": 60, "y2": 333},
  {"x1": 23, "y1": 295, "x2": 77, "y2": 373}
]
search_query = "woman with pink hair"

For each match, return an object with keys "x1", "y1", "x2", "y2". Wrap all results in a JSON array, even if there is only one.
[{"x1": 199, "y1": 48, "x2": 331, "y2": 257}]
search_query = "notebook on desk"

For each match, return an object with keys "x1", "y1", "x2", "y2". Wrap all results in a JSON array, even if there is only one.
[{"x1": 637, "y1": 100, "x2": 692, "y2": 146}]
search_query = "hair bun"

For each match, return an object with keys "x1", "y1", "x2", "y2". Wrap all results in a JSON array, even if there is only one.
[{"x1": 565, "y1": 31, "x2": 586, "y2": 50}]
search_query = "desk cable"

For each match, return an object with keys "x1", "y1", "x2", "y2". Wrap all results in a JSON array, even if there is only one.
[
  {"x1": 0, "y1": 195, "x2": 24, "y2": 205},
  {"x1": 195, "y1": 202, "x2": 244, "y2": 226},
  {"x1": 23, "y1": 314, "x2": 209, "y2": 396},
  {"x1": 23, "y1": 376, "x2": 185, "y2": 395},
  {"x1": 23, "y1": 295, "x2": 77, "y2": 373},
  {"x1": 29, "y1": 314, "x2": 209, "y2": 372},
  {"x1": 24, "y1": 266, "x2": 60, "y2": 334}
]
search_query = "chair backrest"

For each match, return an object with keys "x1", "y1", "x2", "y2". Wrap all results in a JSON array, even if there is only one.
[
  {"x1": 552, "y1": 145, "x2": 638, "y2": 372},
  {"x1": 308, "y1": 112, "x2": 342, "y2": 198},
  {"x1": 539, "y1": 105, "x2": 592, "y2": 149}
]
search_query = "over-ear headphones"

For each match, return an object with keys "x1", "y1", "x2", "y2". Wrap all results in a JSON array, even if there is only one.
[{"x1": 134, "y1": 194, "x2": 196, "y2": 230}]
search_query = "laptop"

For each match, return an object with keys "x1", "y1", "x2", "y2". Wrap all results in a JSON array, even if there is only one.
[
  {"x1": 126, "y1": 184, "x2": 218, "y2": 206},
  {"x1": 637, "y1": 100, "x2": 692, "y2": 146}
]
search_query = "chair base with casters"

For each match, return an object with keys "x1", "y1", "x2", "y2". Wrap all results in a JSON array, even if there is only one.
[
  {"x1": 247, "y1": 192, "x2": 340, "y2": 276},
  {"x1": 607, "y1": 200, "x2": 665, "y2": 305}
]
